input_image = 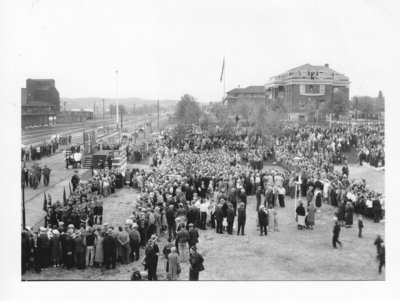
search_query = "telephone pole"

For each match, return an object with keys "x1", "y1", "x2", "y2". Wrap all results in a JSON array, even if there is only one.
[
  {"x1": 93, "y1": 101, "x2": 96, "y2": 120},
  {"x1": 116, "y1": 70, "x2": 119, "y2": 129}
]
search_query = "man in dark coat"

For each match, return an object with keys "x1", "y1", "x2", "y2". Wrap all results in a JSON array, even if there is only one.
[
  {"x1": 258, "y1": 206, "x2": 268, "y2": 236},
  {"x1": 188, "y1": 224, "x2": 199, "y2": 248},
  {"x1": 21, "y1": 230, "x2": 31, "y2": 274},
  {"x1": 103, "y1": 228, "x2": 117, "y2": 269},
  {"x1": 237, "y1": 203, "x2": 246, "y2": 235},
  {"x1": 226, "y1": 204, "x2": 235, "y2": 235},
  {"x1": 186, "y1": 206, "x2": 197, "y2": 230},
  {"x1": 145, "y1": 239, "x2": 159, "y2": 280},
  {"x1": 228, "y1": 188, "x2": 237, "y2": 215},
  {"x1": 65, "y1": 229, "x2": 75, "y2": 270},
  {"x1": 214, "y1": 204, "x2": 224, "y2": 234},
  {"x1": 166, "y1": 205, "x2": 176, "y2": 239},
  {"x1": 129, "y1": 224, "x2": 141, "y2": 261},
  {"x1": 71, "y1": 172, "x2": 80, "y2": 191},
  {"x1": 332, "y1": 220, "x2": 342, "y2": 248},
  {"x1": 42, "y1": 165, "x2": 51, "y2": 187},
  {"x1": 74, "y1": 230, "x2": 86, "y2": 269},
  {"x1": 38, "y1": 228, "x2": 51, "y2": 269},
  {"x1": 189, "y1": 246, "x2": 204, "y2": 281}
]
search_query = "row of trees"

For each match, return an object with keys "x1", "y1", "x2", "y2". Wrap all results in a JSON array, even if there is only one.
[{"x1": 175, "y1": 93, "x2": 285, "y2": 138}]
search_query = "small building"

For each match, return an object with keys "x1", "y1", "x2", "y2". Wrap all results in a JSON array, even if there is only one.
[
  {"x1": 21, "y1": 79, "x2": 60, "y2": 128},
  {"x1": 224, "y1": 85, "x2": 265, "y2": 107},
  {"x1": 265, "y1": 63, "x2": 350, "y2": 122}
]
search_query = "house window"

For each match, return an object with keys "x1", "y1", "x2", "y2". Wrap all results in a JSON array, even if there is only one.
[
  {"x1": 320, "y1": 85, "x2": 325, "y2": 94},
  {"x1": 300, "y1": 84, "x2": 305, "y2": 94}
]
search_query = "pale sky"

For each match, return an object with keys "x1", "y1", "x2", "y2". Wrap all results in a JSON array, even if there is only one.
[{"x1": 1, "y1": 0, "x2": 399, "y2": 103}]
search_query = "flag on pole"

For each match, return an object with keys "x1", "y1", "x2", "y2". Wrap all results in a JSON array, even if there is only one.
[
  {"x1": 43, "y1": 192, "x2": 48, "y2": 213},
  {"x1": 63, "y1": 187, "x2": 67, "y2": 206},
  {"x1": 220, "y1": 57, "x2": 225, "y2": 82}
]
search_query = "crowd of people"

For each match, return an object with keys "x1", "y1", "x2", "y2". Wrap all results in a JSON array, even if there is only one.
[{"x1": 21, "y1": 120, "x2": 385, "y2": 279}]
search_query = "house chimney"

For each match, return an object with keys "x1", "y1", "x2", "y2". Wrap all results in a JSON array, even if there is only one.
[{"x1": 324, "y1": 63, "x2": 329, "y2": 68}]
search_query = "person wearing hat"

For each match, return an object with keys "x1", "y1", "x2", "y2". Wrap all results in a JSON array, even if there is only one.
[
  {"x1": 129, "y1": 223, "x2": 141, "y2": 262},
  {"x1": 167, "y1": 247, "x2": 180, "y2": 281},
  {"x1": 74, "y1": 230, "x2": 86, "y2": 269},
  {"x1": 103, "y1": 228, "x2": 117, "y2": 269},
  {"x1": 144, "y1": 238, "x2": 159, "y2": 281},
  {"x1": 189, "y1": 246, "x2": 204, "y2": 281},
  {"x1": 188, "y1": 223, "x2": 199, "y2": 248},
  {"x1": 38, "y1": 227, "x2": 51, "y2": 269},
  {"x1": 50, "y1": 229, "x2": 61, "y2": 267}
]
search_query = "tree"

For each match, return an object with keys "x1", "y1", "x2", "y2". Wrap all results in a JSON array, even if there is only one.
[
  {"x1": 327, "y1": 90, "x2": 349, "y2": 120},
  {"x1": 175, "y1": 94, "x2": 202, "y2": 125}
]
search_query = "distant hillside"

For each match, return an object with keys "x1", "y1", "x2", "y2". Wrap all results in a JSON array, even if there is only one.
[{"x1": 61, "y1": 97, "x2": 178, "y2": 111}]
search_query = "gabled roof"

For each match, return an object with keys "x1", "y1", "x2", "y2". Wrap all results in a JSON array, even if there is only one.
[
  {"x1": 227, "y1": 85, "x2": 264, "y2": 94},
  {"x1": 287, "y1": 63, "x2": 338, "y2": 74}
]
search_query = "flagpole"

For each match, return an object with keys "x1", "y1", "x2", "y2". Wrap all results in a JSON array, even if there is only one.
[
  {"x1": 116, "y1": 70, "x2": 119, "y2": 129},
  {"x1": 223, "y1": 57, "x2": 226, "y2": 102}
]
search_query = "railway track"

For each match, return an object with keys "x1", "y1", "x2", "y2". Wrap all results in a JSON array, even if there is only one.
[{"x1": 21, "y1": 112, "x2": 170, "y2": 146}]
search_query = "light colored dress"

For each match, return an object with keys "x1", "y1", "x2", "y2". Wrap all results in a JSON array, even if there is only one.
[{"x1": 94, "y1": 236, "x2": 104, "y2": 263}]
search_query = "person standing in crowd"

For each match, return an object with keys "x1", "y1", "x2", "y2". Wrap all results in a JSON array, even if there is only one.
[
  {"x1": 74, "y1": 230, "x2": 86, "y2": 270},
  {"x1": 145, "y1": 238, "x2": 159, "y2": 281},
  {"x1": 332, "y1": 220, "x2": 342, "y2": 248},
  {"x1": 176, "y1": 226, "x2": 190, "y2": 262},
  {"x1": 256, "y1": 188, "x2": 262, "y2": 212},
  {"x1": 129, "y1": 223, "x2": 141, "y2": 262},
  {"x1": 38, "y1": 227, "x2": 51, "y2": 269},
  {"x1": 50, "y1": 229, "x2": 61, "y2": 267},
  {"x1": 65, "y1": 228, "x2": 75, "y2": 270},
  {"x1": 166, "y1": 205, "x2": 176, "y2": 239},
  {"x1": 71, "y1": 171, "x2": 80, "y2": 191},
  {"x1": 237, "y1": 203, "x2": 246, "y2": 236},
  {"x1": 103, "y1": 228, "x2": 117, "y2": 269},
  {"x1": 358, "y1": 215, "x2": 364, "y2": 238},
  {"x1": 117, "y1": 226, "x2": 130, "y2": 264},
  {"x1": 296, "y1": 202, "x2": 306, "y2": 230},
  {"x1": 374, "y1": 235, "x2": 384, "y2": 254},
  {"x1": 189, "y1": 246, "x2": 204, "y2": 281},
  {"x1": 188, "y1": 223, "x2": 199, "y2": 249},
  {"x1": 306, "y1": 202, "x2": 316, "y2": 230},
  {"x1": 345, "y1": 202, "x2": 354, "y2": 228},
  {"x1": 84, "y1": 227, "x2": 96, "y2": 267},
  {"x1": 377, "y1": 243, "x2": 385, "y2": 274},
  {"x1": 226, "y1": 204, "x2": 235, "y2": 235},
  {"x1": 42, "y1": 165, "x2": 51, "y2": 187},
  {"x1": 167, "y1": 247, "x2": 180, "y2": 281},
  {"x1": 258, "y1": 205, "x2": 268, "y2": 236},
  {"x1": 94, "y1": 229, "x2": 105, "y2": 267},
  {"x1": 215, "y1": 204, "x2": 224, "y2": 234}
]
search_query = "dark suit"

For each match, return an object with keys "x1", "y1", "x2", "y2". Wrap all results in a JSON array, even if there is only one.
[
  {"x1": 103, "y1": 234, "x2": 117, "y2": 269},
  {"x1": 215, "y1": 207, "x2": 224, "y2": 234},
  {"x1": 237, "y1": 207, "x2": 246, "y2": 235},
  {"x1": 227, "y1": 208, "x2": 235, "y2": 234}
]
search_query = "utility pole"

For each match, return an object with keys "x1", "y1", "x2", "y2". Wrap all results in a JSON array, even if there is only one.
[
  {"x1": 64, "y1": 101, "x2": 67, "y2": 112},
  {"x1": 116, "y1": 70, "x2": 119, "y2": 129},
  {"x1": 93, "y1": 101, "x2": 96, "y2": 120},
  {"x1": 157, "y1": 99, "x2": 160, "y2": 131},
  {"x1": 102, "y1": 99, "x2": 105, "y2": 120},
  {"x1": 121, "y1": 107, "x2": 123, "y2": 130}
]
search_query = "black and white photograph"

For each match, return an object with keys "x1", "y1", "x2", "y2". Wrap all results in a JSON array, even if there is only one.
[{"x1": 1, "y1": 0, "x2": 400, "y2": 299}]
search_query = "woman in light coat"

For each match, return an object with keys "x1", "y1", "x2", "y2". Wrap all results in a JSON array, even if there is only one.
[
  {"x1": 167, "y1": 247, "x2": 180, "y2": 280},
  {"x1": 94, "y1": 230, "x2": 105, "y2": 267}
]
